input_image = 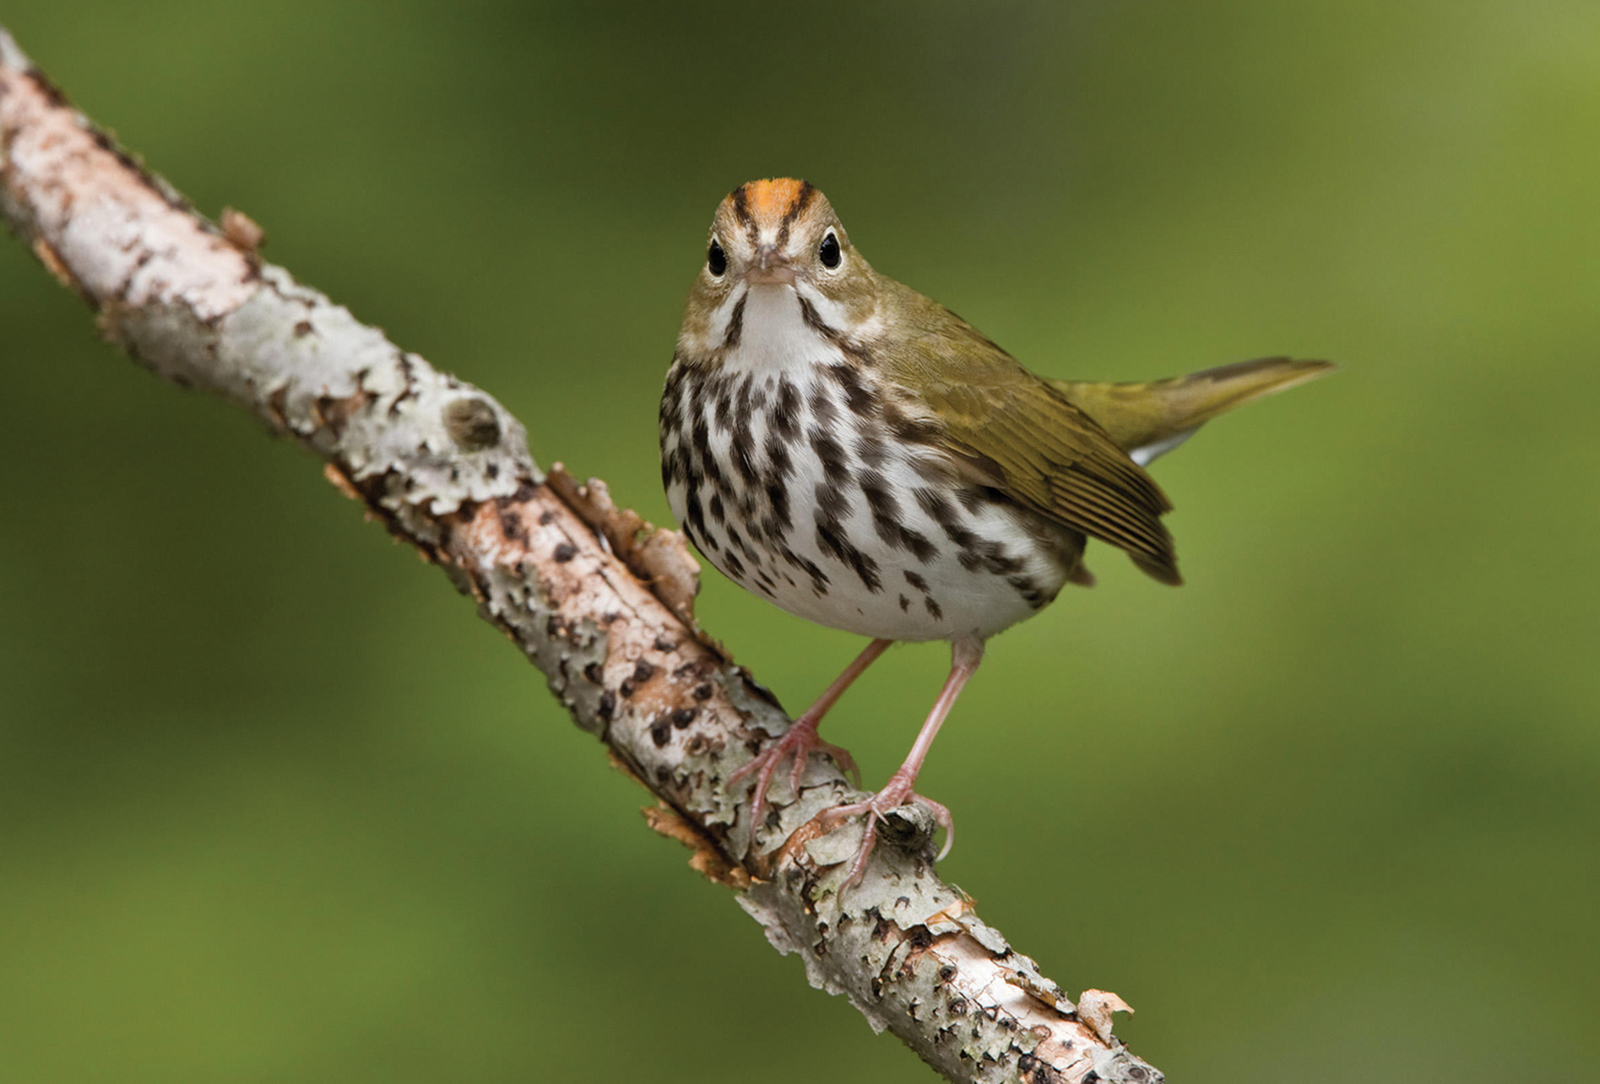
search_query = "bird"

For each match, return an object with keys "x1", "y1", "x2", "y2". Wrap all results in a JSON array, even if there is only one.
[{"x1": 659, "y1": 178, "x2": 1331, "y2": 886}]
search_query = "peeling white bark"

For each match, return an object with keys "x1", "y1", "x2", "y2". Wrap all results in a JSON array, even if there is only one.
[{"x1": 0, "y1": 26, "x2": 1162, "y2": 1084}]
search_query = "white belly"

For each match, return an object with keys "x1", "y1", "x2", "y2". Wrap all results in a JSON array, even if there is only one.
[{"x1": 661, "y1": 286, "x2": 1071, "y2": 642}]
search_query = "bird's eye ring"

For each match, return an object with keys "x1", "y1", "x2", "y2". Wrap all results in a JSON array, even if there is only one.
[
  {"x1": 819, "y1": 230, "x2": 841, "y2": 269},
  {"x1": 707, "y1": 240, "x2": 727, "y2": 277}
]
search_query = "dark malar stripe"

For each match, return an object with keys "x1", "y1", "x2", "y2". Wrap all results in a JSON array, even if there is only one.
[
  {"x1": 797, "y1": 296, "x2": 838, "y2": 337},
  {"x1": 721, "y1": 292, "x2": 747, "y2": 350},
  {"x1": 798, "y1": 296, "x2": 875, "y2": 367}
]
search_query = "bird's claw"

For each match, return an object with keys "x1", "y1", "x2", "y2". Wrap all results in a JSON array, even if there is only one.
[
  {"x1": 816, "y1": 778, "x2": 955, "y2": 890},
  {"x1": 729, "y1": 721, "x2": 860, "y2": 827}
]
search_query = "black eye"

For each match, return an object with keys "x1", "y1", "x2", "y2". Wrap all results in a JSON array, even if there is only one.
[
  {"x1": 707, "y1": 240, "x2": 727, "y2": 277},
  {"x1": 819, "y1": 231, "x2": 841, "y2": 269}
]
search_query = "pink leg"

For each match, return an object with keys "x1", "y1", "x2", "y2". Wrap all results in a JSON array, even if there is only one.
[
  {"x1": 730, "y1": 638, "x2": 891, "y2": 827},
  {"x1": 819, "y1": 635, "x2": 985, "y2": 889}
]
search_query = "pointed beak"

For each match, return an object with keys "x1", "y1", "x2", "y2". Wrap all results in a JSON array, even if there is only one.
[{"x1": 744, "y1": 245, "x2": 796, "y2": 285}]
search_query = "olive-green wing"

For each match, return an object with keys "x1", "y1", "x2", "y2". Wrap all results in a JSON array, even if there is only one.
[{"x1": 886, "y1": 303, "x2": 1181, "y2": 584}]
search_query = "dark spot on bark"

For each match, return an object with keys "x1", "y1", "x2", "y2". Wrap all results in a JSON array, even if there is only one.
[
  {"x1": 443, "y1": 397, "x2": 501, "y2": 449},
  {"x1": 583, "y1": 662, "x2": 603, "y2": 685},
  {"x1": 693, "y1": 683, "x2": 713, "y2": 701},
  {"x1": 632, "y1": 660, "x2": 656, "y2": 683},
  {"x1": 499, "y1": 511, "x2": 526, "y2": 544},
  {"x1": 538, "y1": 510, "x2": 555, "y2": 525},
  {"x1": 553, "y1": 542, "x2": 577, "y2": 562},
  {"x1": 651, "y1": 719, "x2": 673, "y2": 747},
  {"x1": 654, "y1": 636, "x2": 675, "y2": 652},
  {"x1": 672, "y1": 707, "x2": 697, "y2": 728},
  {"x1": 293, "y1": 320, "x2": 313, "y2": 337},
  {"x1": 597, "y1": 690, "x2": 616, "y2": 721}
]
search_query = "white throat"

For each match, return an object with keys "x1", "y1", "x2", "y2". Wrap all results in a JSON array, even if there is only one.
[{"x1": 725, "y1": 284, "x2": 837, "y2": 372}]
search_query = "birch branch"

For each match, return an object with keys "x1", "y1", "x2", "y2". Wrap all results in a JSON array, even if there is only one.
[{"x1": 0, "y1": 28, "x2": 1161, "y2": 1084}]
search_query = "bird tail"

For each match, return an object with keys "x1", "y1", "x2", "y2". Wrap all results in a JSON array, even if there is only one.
[{"x1": 1049, "y1": 357, "x2": 1335, "y2": 466}]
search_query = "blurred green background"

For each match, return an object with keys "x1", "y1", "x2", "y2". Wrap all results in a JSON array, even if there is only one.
[{"x1": 2, "y1": 3, "x2": 1596, "y2": 1081}]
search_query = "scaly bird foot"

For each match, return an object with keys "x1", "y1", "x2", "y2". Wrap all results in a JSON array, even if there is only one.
[
  {"x1": 729, "y1": 718, "x2": 860, "y2": 828},
  {"x1": 815, "y1": 772, "x2": 954, "y2": 890}
]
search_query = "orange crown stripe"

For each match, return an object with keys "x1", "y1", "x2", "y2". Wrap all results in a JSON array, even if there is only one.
[{"x1": 731, "y1": 178, "x2": 812, "y2": 226}]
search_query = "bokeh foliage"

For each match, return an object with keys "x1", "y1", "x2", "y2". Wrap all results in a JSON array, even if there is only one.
[{"x1": 2, "y1": 3, "x2": 1596, "y2": 1081}]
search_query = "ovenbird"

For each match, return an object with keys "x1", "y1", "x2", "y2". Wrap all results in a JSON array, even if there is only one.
[{"x1": 660, "y1": 178, "x2": 1330, "y2": 884}]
